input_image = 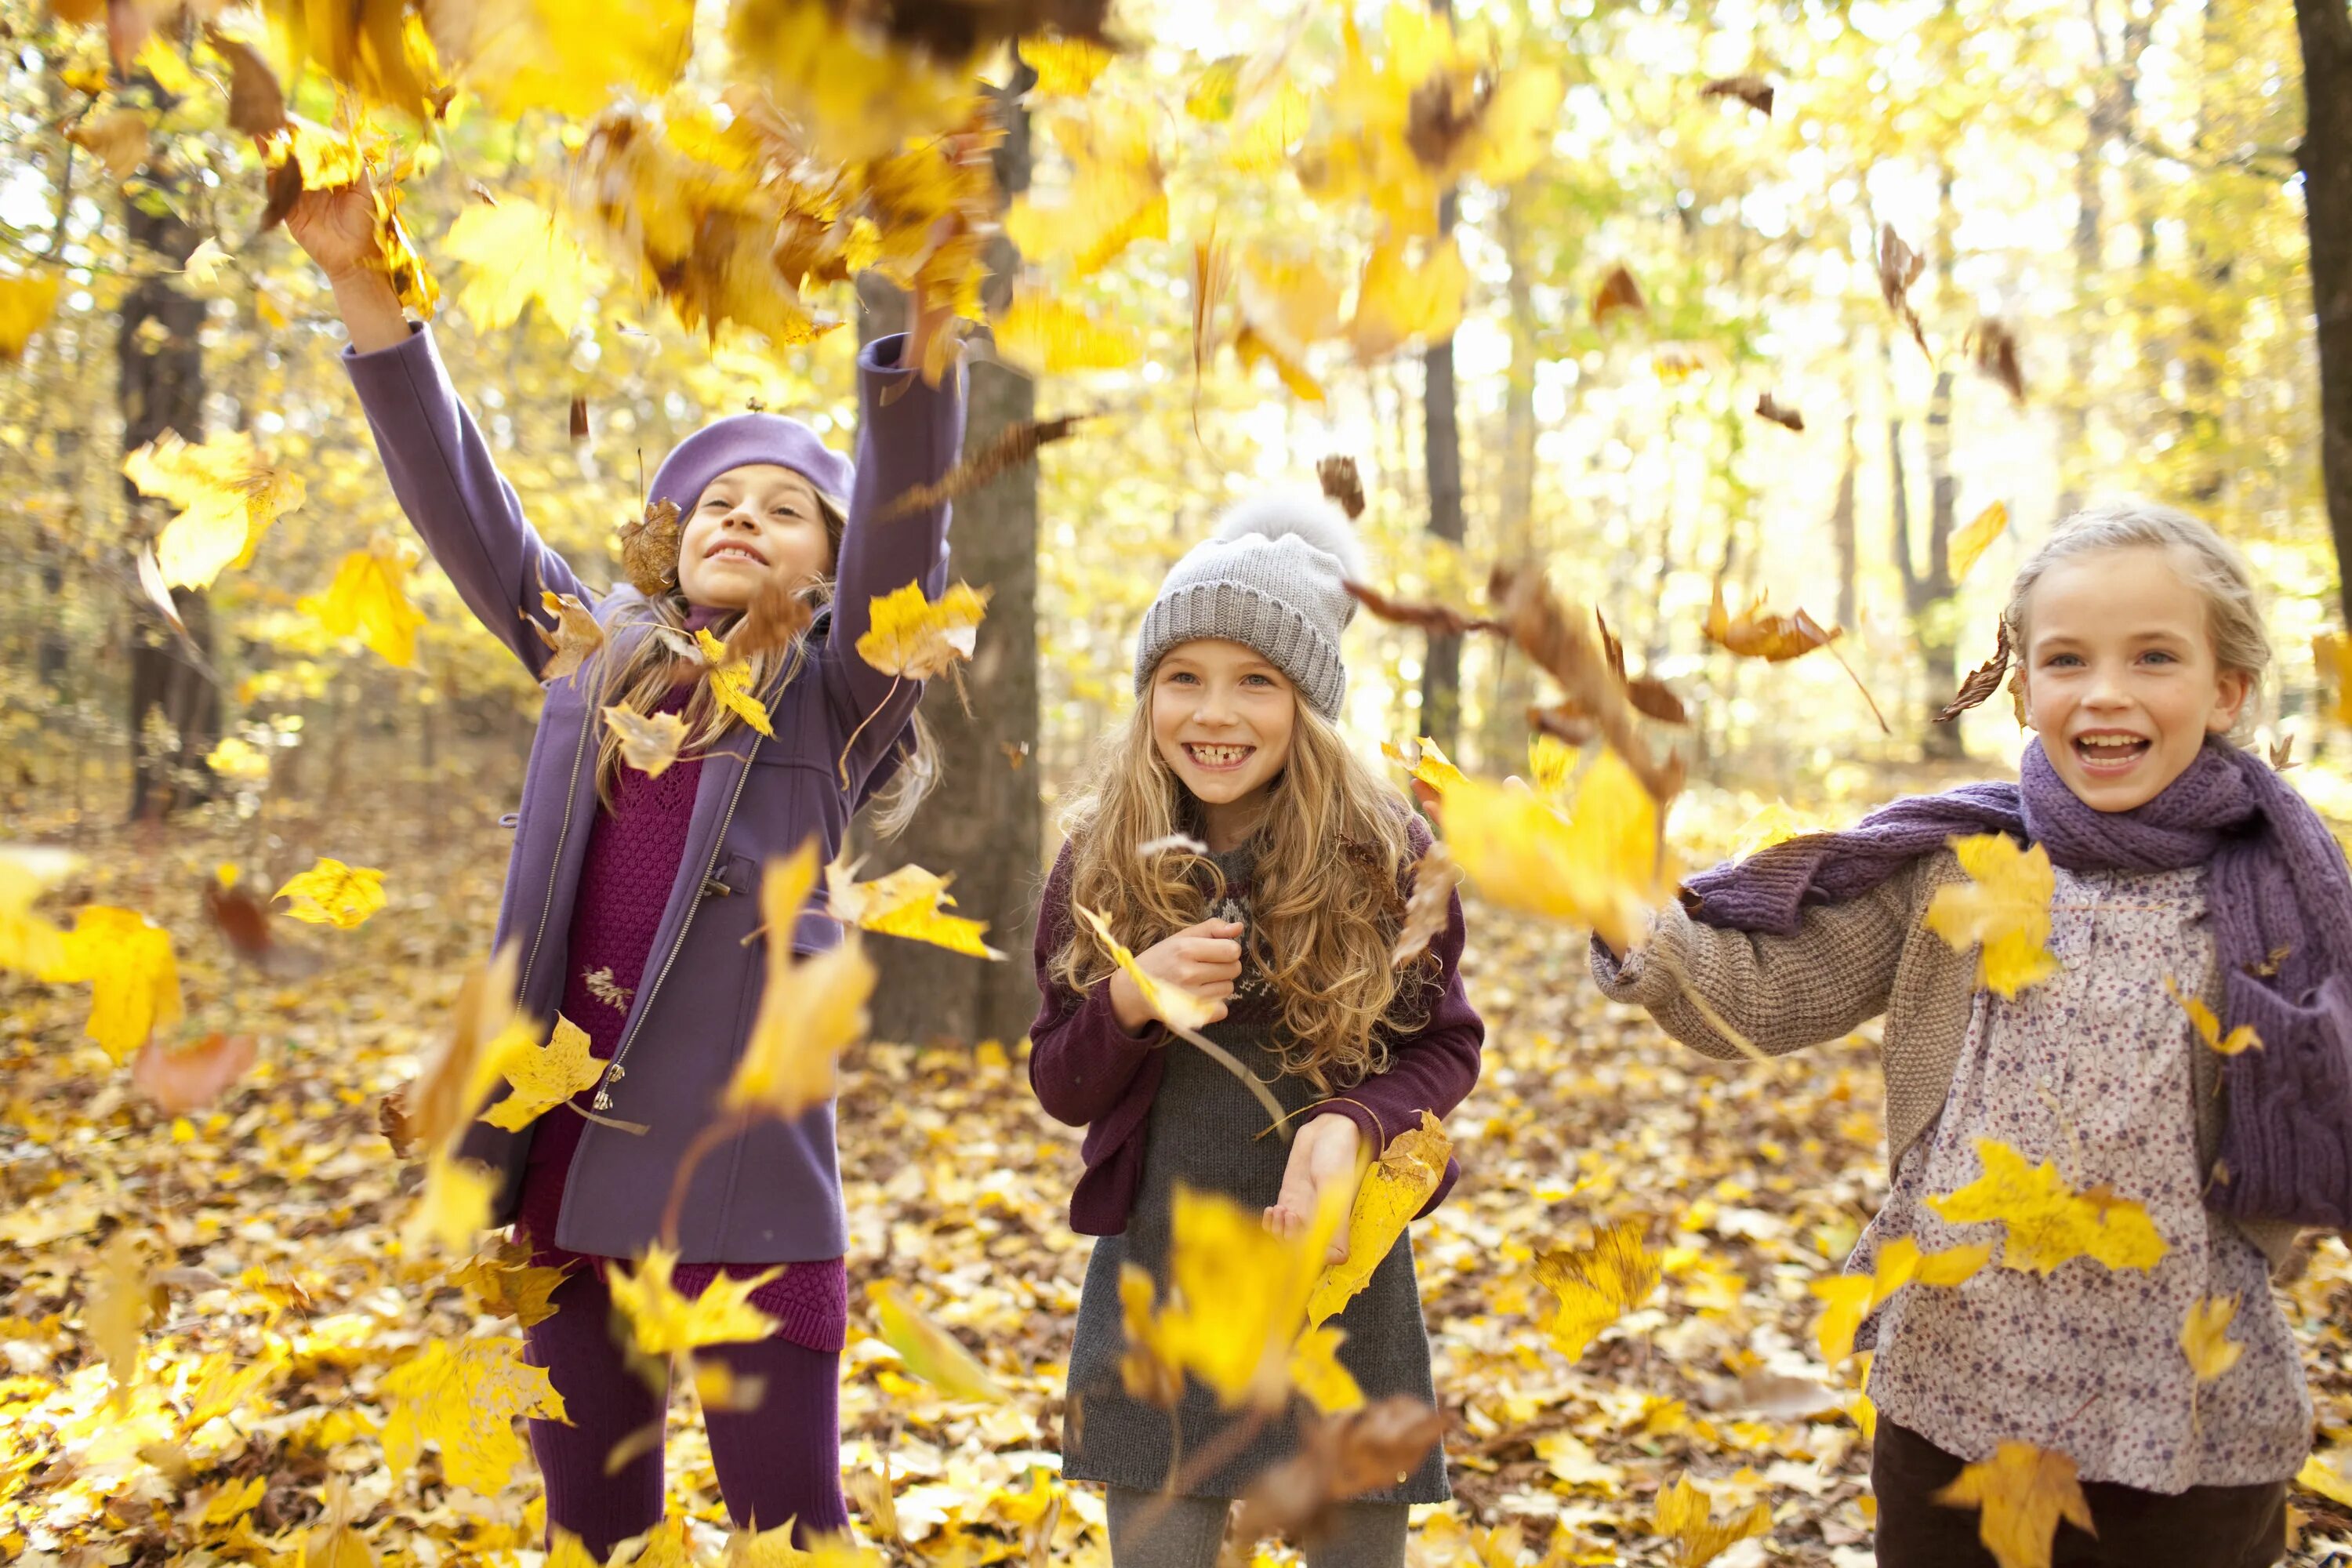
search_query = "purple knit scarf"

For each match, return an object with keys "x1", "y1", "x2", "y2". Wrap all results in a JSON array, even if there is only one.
[{"x1": 1681, "y1": 737, "x2": 2352, "y2": 1228}]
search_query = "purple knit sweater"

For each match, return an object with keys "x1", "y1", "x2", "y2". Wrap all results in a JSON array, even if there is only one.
[{"x1": 514, "y1": 680, "x2": 848, "y2": 1352}]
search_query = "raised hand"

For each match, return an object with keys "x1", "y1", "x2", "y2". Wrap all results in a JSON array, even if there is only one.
[
  {"x1": 1107, "y1": 916, "x2": 1243, "y2": 1035},
  {"x1": 285, "y1": 176, "x2": 381, "y2": 283}
]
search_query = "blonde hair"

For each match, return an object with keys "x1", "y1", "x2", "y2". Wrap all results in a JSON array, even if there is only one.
[
  {"x1": 1048, "y1": 697, "x2": 1437, "y2": 1091},
  {"x1": 2005, "y1": 498, "x2": 2272, "y2": 733}
]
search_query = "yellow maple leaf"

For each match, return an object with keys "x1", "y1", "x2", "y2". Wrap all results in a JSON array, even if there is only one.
[
  {"x1": 478, "y1": 1014, "x2": 604, "y2": 1132},
  {"x1": 450, "y1": 1238, "x2": 569, "y2": 1327},
  {"x1": 866, "y1": 1280, "x2": 1008, "y2": 1403},
  {"x1": 302, "y1": 540, "x2": 428, "y2": 668},
  {"x1": 273, "y1": 857, "x2": 387, "y2": 930},
  {"x1": 725, "y1": 0, "x2": 972, "y2": 165},
  {"x1": 1018, "y1": 35, "x2": 1115, "y2": 96},
  {"x1": 429, "y1": 0, "x2": 691, "y2": 121},
  {"x1": 1073, "y1": 903, "x2": 1219, "y2": 1034},
  {"x1": 1225, "y1": 81, "x2": 1312, "y2": 174},
  {"x1": 1927, "y1": 1138, "x2": 2169, "y2": 1276},
  {"x1": 990, "y1": 292, "x2": 1141, "y2": 376},
  {"x1": 1240, "y1": 247, "x2": 1345, "y2": 352},
  {"x1": 1286, "y1": 1324, "x2": 1364, "y2": 1414},
  {"x1": 1652, "y1": 1474, "x2": 1773, "y2": 1568},
  {"x1": 50, "y1": 906, "x2": 182, "y2": 1063},
  {"x1": 0, "y1": 845, "x2": 78, "y2": 978},
  {"x1": 857, "y1": 581, "x2": 991, "y2": 681},
  {"x1": 2181, "y1": 1294, "x2": 2244, "y2": 1384},
  {"x1": 2163, "y1": 976, "x2": 2261, "y2": 1054},
  {"x1": 694, "y1": 627, "x2": 775, "y2": 739},
  {"x1": 123, "y1": 430, "x2": 307, "y2": 591},
  {"x1": 442, "y1": 195, "x2": 596, "y2": 332},
  {"x1": 198, "y1": 1474, "x2": 266, "y2": 1525},
  {"x1": 404, "y1": 1148, "x2": 497, "y2": 1254},
  {"x1": 1005, "y1": 106, "x2": 1167, "y2": 276},
  {"x1": 206, "y1": 735, "x2": 272, "y2": 783},
  {"x1": 610, "y1": 1243, "x2": 782, "y2": 1356},
  {"x1": 85, "y1": 1229, "x2": 152, "y2": 1406},
  {"x1": 0, "y1": 271, "x2": 61, "y2": 360},
  {"x1": 1126, "y1": 1184, "x2": 1344, "y2": 1411},
  {"x1": 1933, "y1": 1441, "x2": 2094, "y2": 1568},
  {"x1": 2299, "y1": 1450, "x2": 2352, "y2": 1509},
  {"x1": 1306, "y1": 1110, "x2": 1451, "y2": 1328},
  {"x1": 724, "y1": 844, "x2": 878, "y2": 1120},
  {"x1": 824, "y1": 859, "x2": 1003, "y2": 959},
  {"x1": 1729, "y1": 800, "x2": 1830, "y2": 860},
  {"x1": 1532, "y1": 1218, "x2": 1659, "y2": 1362},
  {"x1": 1809, "y1": 1235, "x2": 1991, "y2": 1362},
  {"x1": 1348, "y1": 235, "x2": 1468, "y2": 359},
  {"x1": 382, "y1": 1336, "x2": 566, "y2": 1495},
  {"x1": 1381, "y1": 735, "x2": 1469, "y2": 797},
  {"x1": 604, "y1": 702, "x2": 688, "y2": 777},
  {"x1": 1951, "y1": 499, "x2": 2010, "y2": 582},
  {"x1": 1924, "y1": 834, "x2": 2060, "y2": 996},
  {"x1": 1441, "y1": 750, "x2": 1670, "y2": 953},
  {"x1": 532, "y1": 590, "x2": 605, "y2": 682},
  {"x1": 181, "y1": 1343, "x2": 286, "y2": 1432}
]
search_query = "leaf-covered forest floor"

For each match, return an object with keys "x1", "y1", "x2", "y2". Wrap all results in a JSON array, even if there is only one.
[{"x1": 12, "y1": 763, "x2": 2352, "y2": 1568}]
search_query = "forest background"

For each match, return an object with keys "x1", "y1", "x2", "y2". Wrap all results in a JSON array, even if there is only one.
[{"x1": 5, "y1": 0, "x2": 2352, "y2": 1563}]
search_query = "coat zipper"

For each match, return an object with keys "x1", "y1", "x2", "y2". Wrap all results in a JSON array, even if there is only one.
[
  {"x1": 593, "y1": 738, "x2": 759, "y2": 1111},
  {"x1": 518, "y1": 705, "x2": 594, "y2": 1004}
]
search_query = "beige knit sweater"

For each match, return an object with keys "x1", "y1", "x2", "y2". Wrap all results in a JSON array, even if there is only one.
[{"x1": 1589, "y1": 847, "x2": 2299, "y2": 1269}]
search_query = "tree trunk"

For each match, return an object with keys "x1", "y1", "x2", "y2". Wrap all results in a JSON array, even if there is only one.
[
  {"x1": 2060, "y1": 0, "x2": 2156, "y2": 518},
  {"x1": 1416, "y1": 0, "x2": 1466, "y2": 750},
  {"x1": 2296, "y1": 0, "x2": 2352, "y2": 621},
  {"x1": 122, "y1": 165, "x2": 217, "y2": 821},
  {"x1": 1479, "y1": 184, "x2": 1540, "y2": 765},
  {"x1": 1831, "y1": 410, "x2": 1859, "y2": 631},
  {"x1": 866, "y1": 72, "x2": 1044, "y2": 1050}
]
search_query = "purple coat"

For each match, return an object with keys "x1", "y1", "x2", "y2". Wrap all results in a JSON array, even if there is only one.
[
  {"x1": 344, "y1": 324, "x2": 963, "y2": 1263},
  {"x1": 1026, "y1": 814, "x2": 1483, "y2": 1235}
]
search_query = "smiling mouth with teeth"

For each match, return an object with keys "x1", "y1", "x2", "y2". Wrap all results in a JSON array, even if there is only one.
[
  {"x1": 706, "y1": 545, "x2": 768, "y2": 566},
  {"x1": 2072, "y1": 731, "x2": 2152, "y2": 765},
  {"x1": 1184, "y1": 743, "x2": 1255, "y2": 768}
]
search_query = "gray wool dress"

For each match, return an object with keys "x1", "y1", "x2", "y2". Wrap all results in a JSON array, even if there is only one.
[{"x1": 1059, "y1": 842, "x2": 1450, "y2": 1504}]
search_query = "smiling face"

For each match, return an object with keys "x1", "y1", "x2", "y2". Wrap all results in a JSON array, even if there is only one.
[
  {"x1": 673, "y1": 463, "x2": 833, "y2": 611},
  {"x1": 1149, "y1": 638, "x2": 1298, "y2": 850},
  {"x1": 2017, "y1": 544, "x2": 2252, "y2": 812}
]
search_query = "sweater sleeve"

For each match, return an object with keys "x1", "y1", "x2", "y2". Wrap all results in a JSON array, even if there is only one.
[
  {"x1": 1589, "y1": 852, "x2": 1927, "y2": 1059},
  {"x1": 1027, "y1": 842, "x2": 1165, "y2": 1127},
  {"x1": 825, "y1": 333, "x2": 965, "y2": 772},
  {"x1": 341, "y1": 323, "x2": 587, "y2": 677}
]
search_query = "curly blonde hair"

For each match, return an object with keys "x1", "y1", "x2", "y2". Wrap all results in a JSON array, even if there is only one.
[{"x1": 1047, "y1": 698, "x2": 1438, "y2": 1091}]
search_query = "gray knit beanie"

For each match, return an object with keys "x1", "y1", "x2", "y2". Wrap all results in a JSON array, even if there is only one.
[{"x1": 1132, "y1": 487, "x2": 1369, "y2": 720}]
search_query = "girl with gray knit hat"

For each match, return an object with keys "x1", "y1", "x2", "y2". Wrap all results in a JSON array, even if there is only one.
[{"x1": 1026, "y1": 485, "x2": 1486, "y2": 1568}]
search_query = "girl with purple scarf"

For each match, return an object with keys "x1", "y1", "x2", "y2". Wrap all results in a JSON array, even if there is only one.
[{"x1": 1595, "y1": 501, "x2": 2352, "y2": 1567}]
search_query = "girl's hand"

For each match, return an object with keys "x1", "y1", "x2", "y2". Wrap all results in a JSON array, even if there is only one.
[
  {"x1": 1266, "y1": 1113, "x2": 1368, "y2": 1264},
  {"x1": 1107, "y1": 917, "x2": 1243, "y2": 1035},
  {"x1": 286, "y1": 177, "x2": 382, "y2": 283}
]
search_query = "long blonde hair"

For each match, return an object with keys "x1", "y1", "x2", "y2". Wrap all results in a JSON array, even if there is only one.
[{"x1": 1048, "y1": 699, "x2": 1437, "y2": 1091}]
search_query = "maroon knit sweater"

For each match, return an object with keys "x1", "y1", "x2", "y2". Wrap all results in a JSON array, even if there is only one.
[{"x1": 513, "y1": 678, "x2": 849, "y2": 1352}]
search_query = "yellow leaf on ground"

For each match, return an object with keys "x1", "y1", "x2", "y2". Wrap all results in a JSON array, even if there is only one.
[
  {"x1": 0, "y1": 845, "x2": 78, "y2": 978},
  {"x1": 2181, "y1": 1294, "x2": 2244, "y2": 1384},
  {"x1": 51, "y1": 906, "x2": 182, "y2": 1063},
  {"x1": 2298, "y1": 1451, "x2": 2352, "y2": 1509},
  {"x1": 1307, "y1": 1110, "x2": 1451, "y2": 1327},
  {"x1": 1652, "y1": 1474, "x2": 1773, "y2": 1567},
  {"x1": 2164, "y1": 976, "x2": 2262, "y2": 1054},
  {"x1": 866, "y1": 1281, "x2": 1008, "y2": 1403},
  {"x1": 991, "y1": 292, "x2": 1142, "y2": 376},
  {"x1": 1927, "y1": 1138, "x2": 2169, "y2": 1276},
  {"x1": 1441, "y1": 750, "x2": 1670, "y2": 953},
  {"x1": 381, "y1": 1336, "x2": 566, "y2": 1495},
  {"x1": 1381, "y1": 736, "x2": 1468, "y2": 797},
  {"x1": 183, "y1": 1343, "x2": 286, "y2": 1432},
  {"x1": 1951, "y1": 500, "x2": 2010, "y2": 581},
  {"x1": 611, "y1": 1244, "x2": 782, "y2": 1356},
  {"x1": 1809, "y1": 1235, "x2": 1991, "y2": 1361},
  {"x1": 604, "y1": 702, "x2": 688, "y2": 777},
  {"x1": 443, "y1": 195, "x2": 595, "y2": 332},
  {"x1": 824, "y1": 860, "x2": 1004, "y2": 959},
  {"x1": 302, "y1": 541, "x2": 427, "y2": 668},
  {"x1": 0, "y1": 271, "x2": 61, "y2": 360},
  {"x1": 478, "y1": 1014, "x2": 603, "y2": 1131},
  {"x1": 1286, "y1": 1325, "x2": 1364, "y2": 1414},
  {"x1": 1533, "y1": 1219, "x2": 1659, "y2": 1362},
  {"x1": 1932, "y1": 1441, "x2": 2094, "y2": 1568},
  {"x1": 857, "y1": 581, "x2": 991, "y2": 680},
  {"x1": 724, "y1": 844, "x2": 877, "y2": 1120},
  {"x1": 125, "y1": 430, "x2": 307, "y2": 590},
  {"x1": 1073, "y1": 903, "x2": 1218, "y2": 1034},
  {"x1": 1924, "y1": 834, "x2": 2060, "y2": 996},
  {"x1": 694, "y1": 627, "x2": 775, "y2": 739},
  {"x1": 274, "y1": 857, "x2": 387, "y2": 929}
]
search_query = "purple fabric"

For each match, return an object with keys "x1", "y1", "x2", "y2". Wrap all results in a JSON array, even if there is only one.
[
  {"x1": 1679, "y1": 736, "x2": 2352, "y2": 1228},
  {"x1": 524, "y1": 1262, "x2": 850, "y2": 1558},
  {"x1": 648, "y1": 412, "x2": 857, "y2": 519},
  {"x1": 343, "y1": 323, "x2": 963, "y2": 1261},
  {"x1": 1027, "y1": 813, "x2": 1484, "y2": 1235}
]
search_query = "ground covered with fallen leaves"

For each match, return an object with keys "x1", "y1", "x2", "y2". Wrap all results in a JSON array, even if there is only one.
[{"x1": 13, "y1": 770, "x2": 2352, "y2": 1568}]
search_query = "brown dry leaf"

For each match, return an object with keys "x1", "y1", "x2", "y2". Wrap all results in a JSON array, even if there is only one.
[
  {"x1": 619, "y1": 497, "x2": 682, "y2": 597},
  {"x1": 1933, "y1": 1441, "x2": 2094, "y2": 1568},
  {"x1": 67, "y1": 108, "x2": 151, "y2": 180},
  {"x1": 131, "y1": 1032, "x2": 256, "y2": 1114},
  {"x1": 1704, "y1": 583, "x2": 1838, "y2": 662},
  {"x1": 1878, "y1": 222, "x2": 1929, "y2": 353},
  {"x1": 531, "y1": 590, "x2": 604, "y2": 681},
  {"x1": 1232, "y1": 1397, "x2": 1447, "y2": 1548},
  {"x1": 1342, "y1": 580, "x2": 1505, "y2": 640},
  {"x1": 1590, "y1": 263, "x2": 1646, "y2": 328},
  {"x1": 603, "y1": 702, "x2": 688, "y2": 779},
  {"x1": 1754, "y1": 392, "x2": 1805, "y2": 431},
  {"x1": 568, "y1": 394, "x2": 590, "y2": 442},
  {"x1": 1392, "y1": 842, "x2": 1462, "y2": 967},
  {"x1": 724, "y1": 575, "x2": 815, "y2": 662},
  {"x1": 880, "y1": 413, "x2": 1089, "y2": 523},
  {"x1": 1938, "y1": 619, "x2": 2015, "y2": 723},
  {"x1": 1700, "y1": 74, "x2": 1774, "y2": 114},
  {"x1": 1317, "y1": 456, "x2": 1366, "y2": 519},
  {"x1": 1489, "y1": 565, "x2": 1686, "y2": 804},
  {"x1": 1969, "y1": 318, "x2": 2027, "y2": 404},
  {"x1": 205, "y1": 27, "x2": 288, "y2": 137}
]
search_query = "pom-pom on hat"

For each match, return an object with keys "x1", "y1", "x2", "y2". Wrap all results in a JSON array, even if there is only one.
[
  {"x1": 646, "y1": 413, "x2": 855, "y2": 521},
  {"x1": 1132, "y1": 485, "x2": 1369, "y2": 720}
]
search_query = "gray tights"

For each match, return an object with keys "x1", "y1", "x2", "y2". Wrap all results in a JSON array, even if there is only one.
[{"x1": 1104, "y1": 1486, "x2": 1409, "y2": 1568}]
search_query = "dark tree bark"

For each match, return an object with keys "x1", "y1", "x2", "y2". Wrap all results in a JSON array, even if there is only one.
[
  {"x1": 2296, "y1": 0, "x2": 2352, "y2": 620},
  {"x1": 121, "y1": 174, "x2": 217, "y2": 820},
  {"x1": 1417, "y1": 0, "x2": 1466, "y2": 750},
  {"x1": 1478, "y1": 185, "x2": 1541, "y2": 764},
  {"x1": 866, "y1": 71, "x2": 1044, "y2": 1049}
]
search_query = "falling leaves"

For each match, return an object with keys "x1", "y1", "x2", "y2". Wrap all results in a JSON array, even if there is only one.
[
  {"x1": 603, "y1": 702, "x2": 688, "y2": 777},
  {"x1": 301, "y1": 539, "x2": 428, "y2": 669},
  {"x1": 1699, "y1": 75, "x2": 1774, "y2": 115},
  {"x1": 131, "y1": 1031, "x2": 257, "y2": 1114},
  {"x1": 1348, "y1": 235, "x2": 1469, "y2": 358},
  {"x1": 66, "y1": 108, "x2": 151, "y2": 180},
  {"x1": 1652, "y1": 1474, "x2": 1773, "y2": 1567},
  {"x1": 1752, "y1": 392, "x2": 1804, "y2": 431},
  {"x1": 620, "y1": 498, "x2": 683, "y2": 597},
  {"x1": 0, "y1": 272, "x2": 60, "y2": 361},
  {"x1": 867, "y1": 1281, "x2": 1008, "y2": 1403},
  {"x1": 1438, "y1": 749, "x2": 1671, "y2": 954},
  {"x1": 991, "y1": 293, "x2": 1142, "y2": 376},
  {"x1": 1119, "y1": 1183, "x2": 1342, "y2": 1410},
  {"x1": 2181, "y1": 1294, "x2": 2244, "y2": 1384},
  {"x1": 1927, "y1": 1138, "x2": 2169, "y2": 1276},
  {"x1": 380, "y1": 1337, "x2": 567, "y2": 1495},
  {"x1": 1532, "y1": 1218, "x2": 1660, "y2": 1361},
  {"x1": 857, "y1": 581, "x2": 992, "y2": 681},
  {"x1": 1969, "y1": 317, "x2": 2028, "y2": 404},
  {"x1": 1306, "y1": 1112, "x2": 1452, "y2": 1327},
  {"x1": 1939, "y1": 619, "x2": 2018, "y2": 724},
  {"x1": 1488, "y1": 564, "x2": 1687, "y2": 804},
  {"x1": 693, "y1": 626, "x2": 776, "y2": 739},
  {"x1": 1232, "y1": 1396, "x2": 1446, "y2": 1543},
  {"x1": 123, "y1": 430, "x2": 307, "y2": 591},
  {"x1": 442, "y1": 195, "x2": 595, "y2": 332},
  {"x1": 477, "y1": 1014, "x2": 603, "y2": 1131},
  {"x1": 609, "y1": 1244, "x2": 782, "y2": 1356},
  {"x1": 724, "y1": 843, "x2": 878, "y2": 1121},
  {"x1": 1004, "y1": 106, "x2": 1168, "y2": 277},
  {"x1": 1381, "y1": 735, "x2": 1471, "y2": 798},
  {"x1": 1878, "y1": 221, "x2": 1929, "y2": 353},
  {"x1": 1809, "y1": 1235, "x2": 1990, "y2": 1361},
  {"x1": 50, "y1": 906, "x2": 183, "y2": 1064},
  {"x1": 531, "y1": 590, "x2": 605, "y2": 681},
  {"x1": 1932, "y1": 1441, "x2": 2094, "y2": 1568},
  {"x1": 0, "y1": 845, "x2": 78, "y2": 978},
  {"x1": 2164, "y1": 976, "x2": 2263, "y2": 1054},
  {"x1": 880, "y1": 412, "x2": 1091, "y2": 522},
  {"x1": 1951, "y1": 500, "x2": 2011, "y2": 582},
  {"x1": 1590, "y1": 263, "x2": 1646, "y2": 328},
  {"x1": 85, "y1": 1229, "x2": 154, "y2": 1405},
  {"x1": 1923, "y1": 834, "x2": 2060, "y2": 997},
  {"x1": 273, "y1": 858, "x2": 387, "y2": 930},
  {"x1": 824, "y1": 859, "x2": 1004, "y2": 959}
]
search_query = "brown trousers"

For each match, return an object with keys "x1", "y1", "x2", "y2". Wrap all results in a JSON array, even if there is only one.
[{"x1": 1872, "y1": 1421, "x2": 2288, "y2": 1568}]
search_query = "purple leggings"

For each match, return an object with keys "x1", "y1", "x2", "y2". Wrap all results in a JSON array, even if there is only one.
[{"x1": 524, "y1": 1263, "x2": 851, "y2": 1557}]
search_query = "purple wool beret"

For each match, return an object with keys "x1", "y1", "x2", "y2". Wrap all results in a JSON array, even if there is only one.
[{"x1": 645, "y1": 412, "x2": 855, "y2": 517}]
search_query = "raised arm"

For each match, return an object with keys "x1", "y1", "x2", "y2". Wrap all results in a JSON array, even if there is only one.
[
  {"x1": 1590, "y1": 851, "x2": 1929, "y2": 1059},
  {"x1": 1027, "y1": 844, "x2": 1164, "y2": 1127},
  {"x1": 824, "y1": 332, "x2": 964, "y2": 769}
]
